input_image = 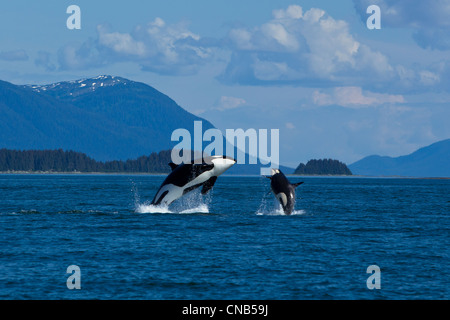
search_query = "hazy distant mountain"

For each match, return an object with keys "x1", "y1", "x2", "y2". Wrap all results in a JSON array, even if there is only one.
[
  {"x1": 349, "y1": 139, "x2": 450, "y2": 177},
  {"x1": 0, "y1": 75, "x2": 293, "y2": 175}
]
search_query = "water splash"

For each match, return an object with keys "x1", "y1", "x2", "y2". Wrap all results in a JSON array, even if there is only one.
[
  {"x1": 135, "y1": 203, "x2": 172, "y2": 214},
  {"x1": 256, "y1": 207, "x2": 306, "y2": 216},
  {"x1": 130, "y1": 179, "x2": 140, "y2": 206},
  {"x1": 256, "y1": 188, "x2": 305, "y2": 216},
  {"x1": 135, "y1": 202, "x2": 210, "y2": 214},
  {"x1": 179, "y1": 203, "x2": 209, "y2": 214},
  {"x1": 135, "y1": 189, "x2": 211, "y2": 214}
]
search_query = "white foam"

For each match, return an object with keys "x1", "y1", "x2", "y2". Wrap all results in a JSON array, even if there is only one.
[
  {"x1": 135, "y1": 203, "x2": 172, "y2": 214},
  {"x1": 256, "y1": 197, "x2": 305, "y2": 216},
  {"x1": 135, "y1": 203, "x2": 209, "y2": 214},
  {"x1": 256, "y1": 209, "x2": 305, "y2": 216},
  {"x1": 131, "y1": 180, "x2": 211, "y2": 215},
  {"x1": 179, "y1": 204, "x2": 209, "y2": 214}
]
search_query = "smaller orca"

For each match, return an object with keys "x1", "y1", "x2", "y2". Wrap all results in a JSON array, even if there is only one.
[
  {"x1": 151, "y1": 155, "x2": 236, "y2": 207},
  {"x1": 266, "y1": 169, "x2": 303, "y2": 215}
]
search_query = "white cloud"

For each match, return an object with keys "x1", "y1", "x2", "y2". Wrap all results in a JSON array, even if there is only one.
[
  {"x1": 215, "y1": 96, "x2": 247, "y2": 111},
  {"x1": 53, "y1": 4, "x2": 449, "y2": 91},
  {"x1": 261, "y1": 23, "x2": 299, "y2": 51},
  {"x1": 285, "y1": 122, "x2": 295, "y2": 129},
  {"x1": 98, "y1": 26, "x2": 146, "y2": 57},
  {"x1": 0, "y1": 50, "x2": 28, "y2": 61},
  {"x1": 58, "y1": 38, "x2": 105, "y2": 70},
  {"x1": 34, "y1": 51, "x2": 56, "y2": 71},
  {"x1": 303, "y1": 8, "x2": 326, "y2": 23},
  {"x1": 353, "y1": 0, "x2": 450, "y2": 50},
  {"x1": 273, "y1": 5, "x2": 303, "y2": 20},
  {"x1": 151, "y1": 17, "x2": 165, "y2": 28},
  {"x1": 252, "y1": 59, "x2": 290, "y2": 81},
  {"x1": 228, "y1": 29, "x2": 254, "y2": 50},
  {"x1": 301, "y1": 9, "x2": 360, "y2": 76},
  {"x1": 313, "y1": 86, "x2": 405, "y2": 108},
  {"x1": 419, "y1": 70, "x2": 440, "y2": 86},
  {"x1": 58, "y1": 18, "x2": 214, "y2": 75},
  {"x1": 221, "y1": 5, "x2": 400, "y2": 88},
  {"x1": 220, "y1": 4, "x2": 445, "y2": 92}
]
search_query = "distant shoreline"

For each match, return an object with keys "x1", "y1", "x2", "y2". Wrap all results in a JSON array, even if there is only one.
[
  {"x1": 289, "y1": 174, "x2": 450, "y2": 179},
  {"x1": 0, "y1": 171, "x2": 166, "y2": 176},
  {"x1": 0, "y1": 171, "x2": 448, "y2": 179}
]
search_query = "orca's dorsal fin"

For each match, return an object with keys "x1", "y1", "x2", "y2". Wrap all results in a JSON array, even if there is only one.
[
  {"x1": 292, "y1": 182, "x2": 304, "y2": 188},
  {"x1": 168, "y1": 162, "x2": 178, "y2": 171}
]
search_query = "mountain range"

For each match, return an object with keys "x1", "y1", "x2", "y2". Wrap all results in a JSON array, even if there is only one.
[
  {"x1": 349, "y1": 139, "x2": 450, "y2": 177},
  {"x1": 0, "y1": 75, "x2": 216, "y2": 161},
  {"x1": 1, "y1": 75, "x2": 448, "y2": 177}
]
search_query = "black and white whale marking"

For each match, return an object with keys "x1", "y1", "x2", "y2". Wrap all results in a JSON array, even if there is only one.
[
  {"x1": 151, "y1": 155, "x2": 236, "y2": 206},
  {"x1": 266, "y1": 169, "x2": 303, "y2": 215}
]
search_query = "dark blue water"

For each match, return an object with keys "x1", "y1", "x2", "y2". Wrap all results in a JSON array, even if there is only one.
[{"x1": 0, "y1": 174, "x2": 448, "y2": 299}]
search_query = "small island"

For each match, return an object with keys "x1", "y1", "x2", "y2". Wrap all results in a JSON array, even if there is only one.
[{"x1": 294, "y1": 159, "x2": 352, "y2": 175}]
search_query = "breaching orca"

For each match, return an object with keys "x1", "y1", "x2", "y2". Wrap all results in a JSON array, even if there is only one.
[
  {"x1": 266, "y1": 169, "x2": 303, "y2": 215},
  {"x1": 151, "y1": 155, "x2": 236, "y2": 206}
]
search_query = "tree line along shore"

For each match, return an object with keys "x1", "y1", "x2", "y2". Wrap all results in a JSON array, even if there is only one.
[{"x1": 0, "y1": 148, "x2": 352, "y2": 175}]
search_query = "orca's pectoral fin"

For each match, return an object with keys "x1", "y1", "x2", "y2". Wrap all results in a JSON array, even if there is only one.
[
  {"x1": 201, "y1": 176, "x2": 218, "y2": 194},
  {"x1": 168, "y1": 162, "x2": 178, "y2": 171},
  {"x1": 292, "y1": 182, "x2": 304, "y2": 188}
]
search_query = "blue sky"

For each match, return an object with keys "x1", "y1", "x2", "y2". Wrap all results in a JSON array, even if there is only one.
[{"x1": 1, "y1": 0, "x2": 450, "y2": 167}]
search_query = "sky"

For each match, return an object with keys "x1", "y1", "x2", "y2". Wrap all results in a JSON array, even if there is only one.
[{"x1": 1, "y1": 0, "x2": 449, "y2": 168}]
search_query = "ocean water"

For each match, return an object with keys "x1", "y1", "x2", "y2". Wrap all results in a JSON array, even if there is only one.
[{"x1": 0, "y1": 174, "x2": 448, "y2": 300}]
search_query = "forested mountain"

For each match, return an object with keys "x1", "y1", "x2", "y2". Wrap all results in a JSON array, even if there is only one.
[
  {"x1": 0, "y1": 76, "x2": 215, "y2": 161},
  {"x1": 0, "y1": 76, "x2": 293, "y2": 175}
]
